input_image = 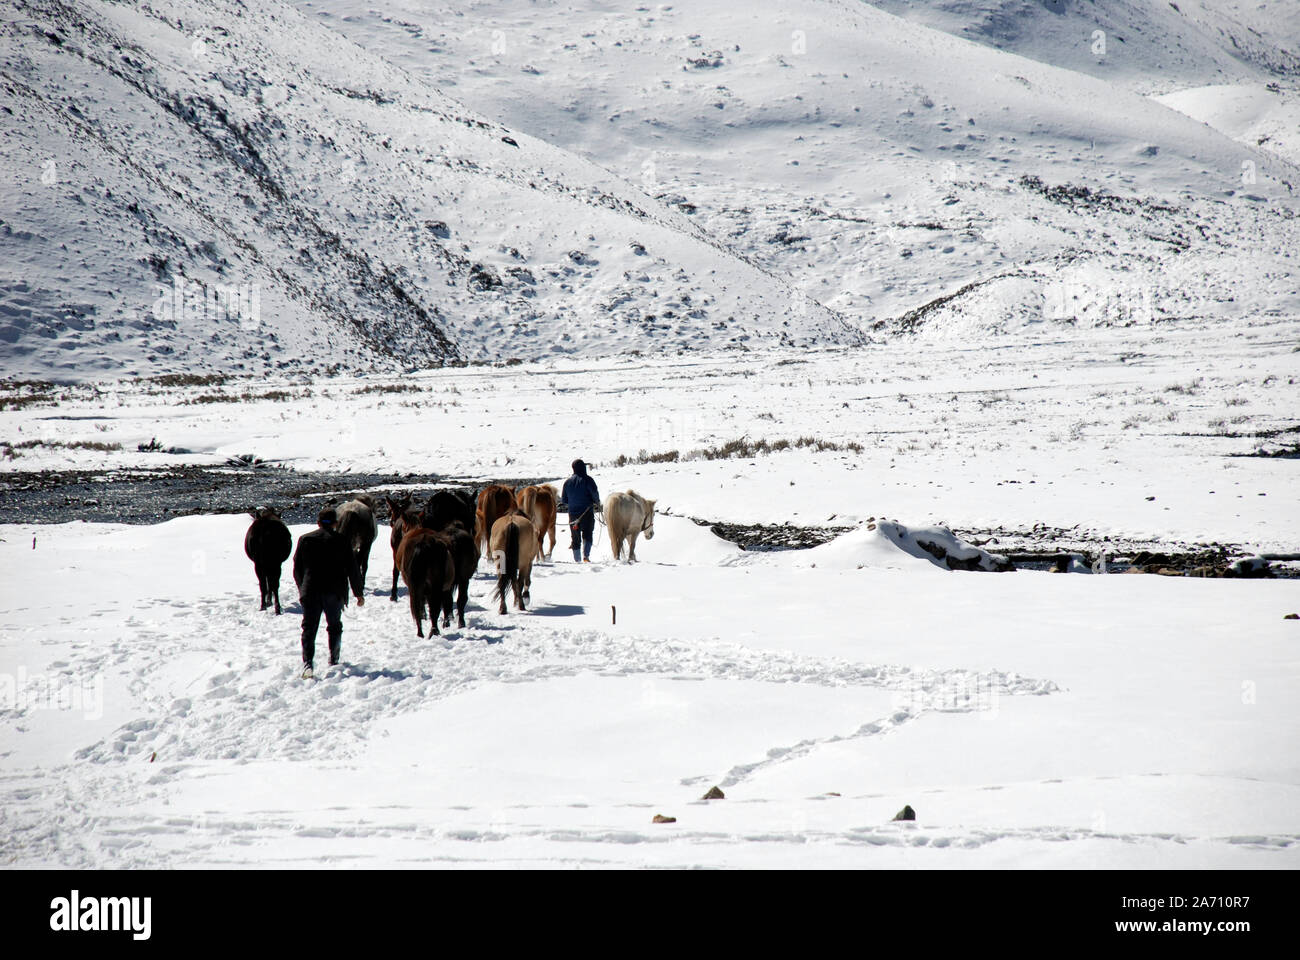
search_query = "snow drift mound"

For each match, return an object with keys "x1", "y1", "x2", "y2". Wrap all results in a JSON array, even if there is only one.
[{"x1": 788, "y1": 519, "x2": 1013, "y2": 573}]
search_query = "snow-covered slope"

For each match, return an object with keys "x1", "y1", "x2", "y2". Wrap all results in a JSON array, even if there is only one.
[
  {"x1": 870, "y1": 0, "x2": 1300, "y2": 93},
  {"x1": 872, "y1": 0, "x2": 1300, "y2": 166},
  {"x1": 291, "y1": 0, "x2": 1300, "y2": 346},
  {"x1": 0, "y1": 0, "x2": 854, "y2": 381},
  {"x1": 4, "y1": 0, "x2": 1297, "y2": 378}
]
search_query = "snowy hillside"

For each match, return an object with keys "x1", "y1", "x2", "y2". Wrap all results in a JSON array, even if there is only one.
[
  {"x1": 870, "y1": 0, "x2": 1300, "y2": 94},
  {"x1": 294, "y1": 0, "x2": 1300, "y2": 343},
  {"x1": 0, "y1": 0, "x2": 852, "y2": 381},
  {"x1": 873, "y1": 0, "x2": 1300, "y2": 165},
  {"x1": 3, "y1": 0, "x2": 1298, "y2": 380}
]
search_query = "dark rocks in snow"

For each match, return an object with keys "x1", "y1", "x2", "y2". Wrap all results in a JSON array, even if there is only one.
[
  {"x1": 1283, "y1": 613, "x2": 1298, "y2": 620},
  {"x1": 1225, "y1": 557, "x2": 1272, "y2": 579},
  {"x1": 914, "y1": 536, "x2": 1014, "y2": 572},
  {"x1": 652, "y1": 814, "x2": 676, "y2": 824},
  {"x1": 701, "y1": 785, "x2": 725, "y2": 800},
  {"x1": 425, "y1": 221, "x2": 450, "y2": 239},
  {"x1": 892, "y1": 805, "x2": 916, "y2": 822},
  {"x1": 501, "y1": 135, "x2": 518, "y2": 147},
  {"x1": 685, "y1": 51, "x2": 725, "y2": 69},
  {"x1": 468, "y1": 264, "x2": 502, "y2": 290}
]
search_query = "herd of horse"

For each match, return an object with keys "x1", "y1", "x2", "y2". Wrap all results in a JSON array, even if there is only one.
[{"x1": 243, "y1": 483, "x2": 657, "y2": 638}]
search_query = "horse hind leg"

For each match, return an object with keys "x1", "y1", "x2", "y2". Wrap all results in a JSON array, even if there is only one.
[
  {"x1": 456, "y1": 578, "x2": 468, "y2": 628},
  {"x1": 254, "y1": 564, "x2": 266, "y2": 610},
  {"x1": 409, "y1": 583, "x2": 425, "y2": 638},
  {"x1": 270, "y1": 565, "x2": 283, "y2": 615},
  {"x1": 391, "y1": 563, "x2": 399, "y2": 602}
]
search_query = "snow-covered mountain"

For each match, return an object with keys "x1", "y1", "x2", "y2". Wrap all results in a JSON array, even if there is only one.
[
  {"x1": 288, "y1": 0, "x2": 1300, "y2": 341},
  {"x1": 2, "y1": 0, "x2": 1297, "y2": 380},
  {"x1": 0, "y1": 0, "x2": 854, "y2": 381}
]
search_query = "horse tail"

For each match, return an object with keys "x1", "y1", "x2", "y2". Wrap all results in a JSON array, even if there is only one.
[{"x1": 495, "y1": 520, "x2": 519, "y2": 607}]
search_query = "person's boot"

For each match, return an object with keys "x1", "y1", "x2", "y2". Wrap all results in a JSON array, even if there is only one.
[
  {"x1": 302, "y1": 661, "x2": 314, "y2": 680},
  {"x1": 328, "y1": 633, "x2": 341, "y2": 666}
]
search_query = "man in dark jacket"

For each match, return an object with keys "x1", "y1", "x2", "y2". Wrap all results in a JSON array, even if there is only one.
[
  {"x1": 292, "y1": 507, "x2": 365, "y2": 678},
  {"x1": 560, "y1": 459, "x2": 600, "y2": 563}
]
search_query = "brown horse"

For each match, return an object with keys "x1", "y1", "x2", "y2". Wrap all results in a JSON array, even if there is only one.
[
  {"x1": 384, "y1": 493, "x2": 423, "y2": 601},
  {"x1": 422, "y1": 488, "x2": 477, "y2": 538},
  {"x1": 436, "y1": 519, "x2": 479, "y2": 629},
  {"x1": 419, "y1": 488, "x2": 480, "y2": 629},
  {"x1": 336, "y1": 494, "x2": 378, "y2": 591},
  {"x1": 516, "y1": 484, "x2": 559, "y2": 561},
  {"x1": 490, "y1": 512, "x2": 538, "y2": 614},
  {"x1": 476, "y1": 484, "x2": 516, "y2": 555},
  {"x1": 396, "y1": 527, "x2": 454, "y2": 637},
  {"x1": 244, "y1": 506, "x2": 293, "y2": 614}
]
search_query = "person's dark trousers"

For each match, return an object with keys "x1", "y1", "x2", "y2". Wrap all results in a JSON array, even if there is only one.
[
  {"x1": 569, "y1": 512, "x2": 596, "y2": 561},
  {"x1": 301, "y1": 593, "x2": 344, "y2": 665}
]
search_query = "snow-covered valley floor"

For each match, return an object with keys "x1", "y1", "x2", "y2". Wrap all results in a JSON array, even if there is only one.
[{"x1": 2, "y1": 326, "x2": 1298, "y2": 868}]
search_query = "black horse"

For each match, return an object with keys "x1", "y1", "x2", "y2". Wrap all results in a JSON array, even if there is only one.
[
  {"x1": 244, "y1": 507, "x2": 293, "y2": 614},
  {"x1": 421, "y1": 488, "x2": 477, "y2": 536}
]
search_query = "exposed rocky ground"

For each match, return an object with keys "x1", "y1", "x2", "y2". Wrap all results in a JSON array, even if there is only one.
[{"x1": 7, "y1": 465, "x2": 1279, "y2": 577}]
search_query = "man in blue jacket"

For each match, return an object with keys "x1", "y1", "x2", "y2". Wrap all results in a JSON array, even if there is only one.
[{"x1": 560, "y1": 459, "x2": 600, "y2": 563}]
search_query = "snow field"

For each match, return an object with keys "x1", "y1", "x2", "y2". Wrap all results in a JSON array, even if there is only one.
[{"x1": 2, "y1": 507, "x2": 1297, "y2": 868}]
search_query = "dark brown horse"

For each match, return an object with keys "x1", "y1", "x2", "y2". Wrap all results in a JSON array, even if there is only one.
[
  {"x1": 384, "y1": 493, "x2": 423, "y2": 601},
  {"x1": 244, "y1": 507, "x2": 293, "y2": 614},
  {"x1": 419, "y1": 489, "x2": 479, "y2": 628},
  {"x1": 422, "y1": 488, "x2": 477, "y2": 538},
  {"x1": 336, "y1": 494, "x2": 378, "y2": 591},
  {"x1": 475, "y1": 484, "x2": 516, "y2": 556},
  {"x1": 436, "y1": 519, "x2": 479, "y2": 629},
  {"x1": 396, "y1": 527, "x2": 454, "y2": 637}
]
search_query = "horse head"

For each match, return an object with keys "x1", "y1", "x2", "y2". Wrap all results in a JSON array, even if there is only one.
[
  {"x1": 385, "y1": 493, "x2": 412, "y2": 522},
  {"x1": 642, "y1": 499, "x2": 657, "y2": 539}
]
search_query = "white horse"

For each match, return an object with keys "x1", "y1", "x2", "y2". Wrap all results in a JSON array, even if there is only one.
[{"x1": 603, "y1": 490, "x2": 656, "y2": 562}]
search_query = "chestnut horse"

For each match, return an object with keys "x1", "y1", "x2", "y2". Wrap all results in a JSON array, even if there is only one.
[
  {"x1": 490, "y1": 512, "x2": 538, "y2": 614},
  {"x1": 384, "y1": 493, "x2": 423, "y2": 601},
  {"x1": 475, "y1": 484, "x2": 516, "y2": 555},
  {"x1": 516, "y1": 484, "x2": 559, "y2": 561},
  {"x1": 396, "y1": 527, "x2": 454, "y2": 637}
]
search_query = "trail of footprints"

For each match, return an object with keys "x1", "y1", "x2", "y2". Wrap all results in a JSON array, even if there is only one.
[
  {"x1": 3, "y1": 576, "x2": 1076, "y2": 866},
  {"x1": 68, "y1": 582, "x2": 1059, "y2": 768}
]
